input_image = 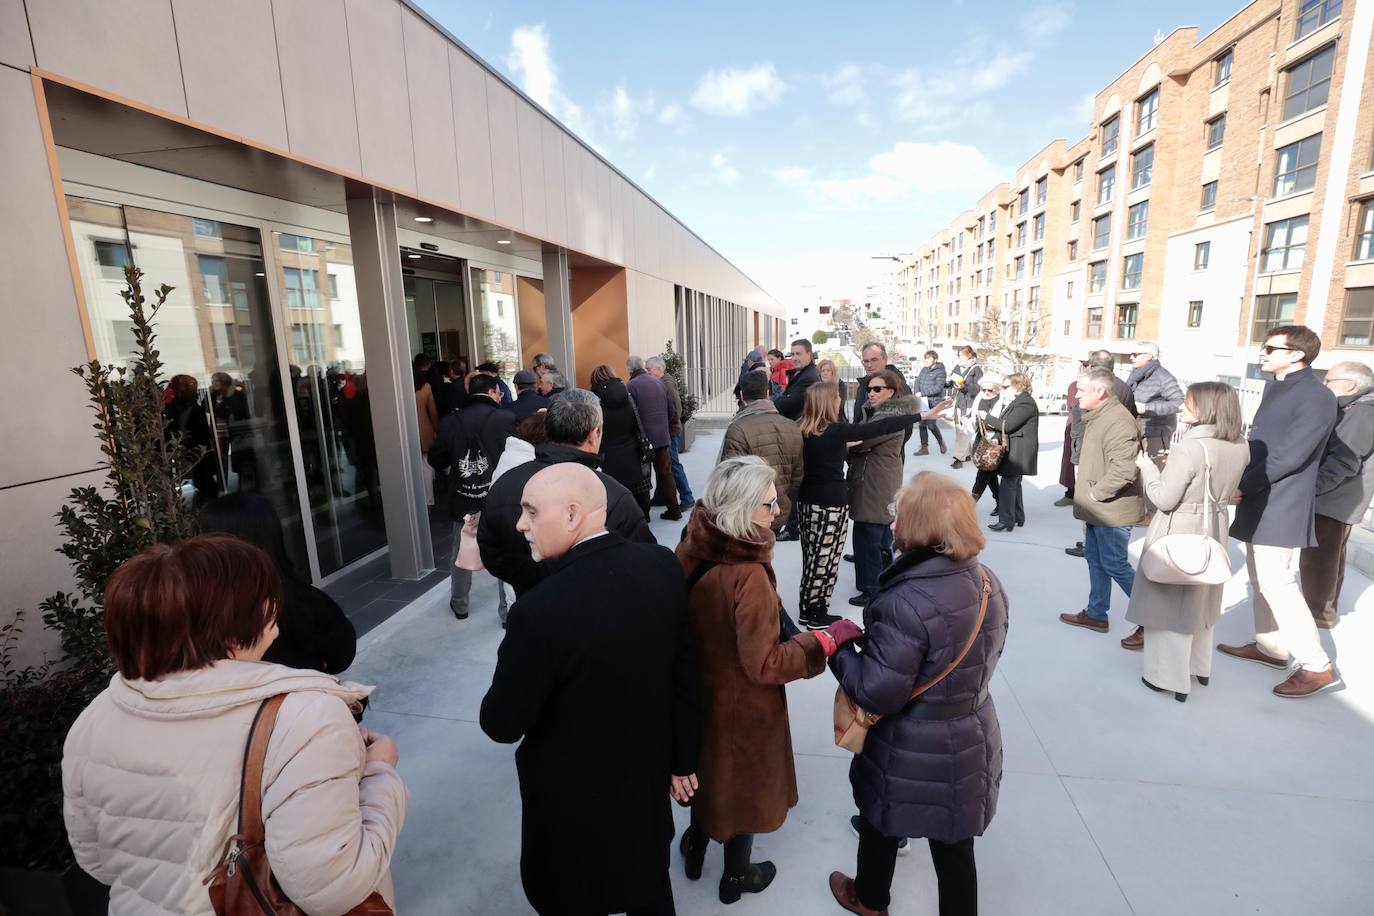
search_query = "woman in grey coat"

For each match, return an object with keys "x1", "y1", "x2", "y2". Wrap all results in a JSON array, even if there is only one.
[{"x1": 1123, "y1": 382, "x2": 1249, "y2": 701}]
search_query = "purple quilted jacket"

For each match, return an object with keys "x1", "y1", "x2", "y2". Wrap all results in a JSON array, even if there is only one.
[{"x1": 830, "y1": 550, "x2": 1008, "y2": 842}]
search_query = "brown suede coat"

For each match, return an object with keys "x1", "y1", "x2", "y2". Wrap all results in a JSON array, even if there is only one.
[{"x1": 676, "y1": 509, "x2": 827, "y2": 841}]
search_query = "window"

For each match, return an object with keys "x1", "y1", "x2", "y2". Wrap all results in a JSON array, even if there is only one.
[
  {"x1": 1101, "y1": 115, "x2": 1120, "y2": 157},
  {"x1": 1093, "y1": 215, "x2": 1111, "y2": 250},
  {"x1": 1214, "y1": 50, "x2": 1233, "y2": 87},
  {"x1": 978, "y1": 215, "x2": 986, "y2": 238},
  {"x1": 1136, "y1": 88, "x2": 1159, "y2": 135},
  {"x1": 1097, "y1": 165, "x2": 1116, "y2": 205},
  {"x1": 1036, "y1": 177, "x2": 1048, "y2": 206},
  {"x1": 1067, "y1": 280, "x2": 1075, "y2": 298},
  {"x1": 1029, "y1": 286, "x2": 1041, "y2": 310},
  {"x1": 1206, "y1": 114, "x2": 1226, "y2": 150},
  {"x1": 1201, "y1": 181, "x2": 1219, "y2": 211},
  {"x1": 1032, "y1": 249, "x2": 1044, "y2": 277},
  {"x1": 1356, "y1": 200, "x2": 1374, "y2": 260},
  {"x1": 1283, "y1": 46, "x2": 1336, "y2": 121},
  {"x1": 1071, "y1": 200, "x2": 1081, "y2": 222},
  {"x1": 192, "y1": 218, "x2": 221, "y2": 238},
  {"x1": 278, "y1": 233, "x2": 315, "y2": 253},
  {"x1": 1117, "y1": 304, "x2": 1138, "y2": 338},
  {"x1": 1295, "y1": 0, "x2": 1342, "y2": 40},
  {"x1": 1123, "y1": 253, "x2": 1144, "y2": 290},
  {"x1": 1195, "y1": 241, "x2": 1211, "y2": 269},
  {"x1": 989, "y1": 211, "x2": 997, "y2": 232},
  {"x1": 1019, "y1": 188, "x2": 1031, "y2": 214},
  {"x1": 328, "y1": 273, "x2": 340, "y2": 299},
  {"x1": 1014, "y1": 255, "x2": 1025, "y2": 280},
  {"x1": 1033, "y1": 213, "x2": 1046, "y2": 242},
  {"x1": 1064, "y1": 319, "x2": 1072, "y2": 335},
  {"x1": 1262, "y1": 215, "x2": 1310, "y2": 272},
  {"x1": 1074, "y1": 158, "x2": 1085, "y2": 181},
  {"x1": 1188, "y1": 301, "x2": 1205, "y2": 328},
  {"x1": 1339, "y1": 287, "x2": 1374, "y2": 345},
  {"x1": 198, "y1": 255, "x2": 228, "y2": 304},
  {"x1": 1131, "y1": 144, "x2": 1154, "y2": 189},
  {"x1": 1086, "y1": 306, "x2": 1104, "y2": 337},
  {"x1": 1274, "y1": 134, "x2": 1322, "y2": 196},
  {"x1": 1127, "y1": 201, "x2": 1149, "y2": 240},
  {"x1": 1017, "y1": 222, "x2": 1027, "y2": 248},
  {"x1": 1090, "y1": 260, "x2": 1107, "y2": 293},
  {"x1": 93, "y1": 239, "x2": 131, "y2": 280},
  {"x1": 1068, "y1": 240, "x2": 1079, "y2": 260},
  {"x1": 1252, "y1": 293, "x2": 1298, "y2": 342},
  {"x1": 282, "y1": 266, "x2": 320, "y2": 308}
]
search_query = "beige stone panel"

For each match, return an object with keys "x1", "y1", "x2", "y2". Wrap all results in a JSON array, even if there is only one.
[
  {"x1": 606, "y1": 173, "x2": 626, "y2": 266},
  {"x1": 0, "y1": 470, "x2": 105, "y2": 668},
  {"x1": 28, "y1": 0, "x2": 186, "y2": 115},
  {"x1": 483, "y1": 74, "x2": 523, "y2": 228},
  {"x1": 1264, "y1": 191, "x2": 1315, "y2": 222},
  {"x1": 271, "y1": 0, "x2": 362, "y2": 175},
  {"x1": 0, "y1": 70, "x2": 102, "y2": 488},
  {"x1": 172, "y1": 0, "x2": 288, "y2": 149},
  {"x1": 1274, "y1": 109, "x2": 1328, "y2": 148},
  {"x1": 1254, "y1": 272, "x2": 1302, "y2": 296},
  {"x1": 561, "y1": 133, "x2": 585, "y2": 253},
  {"x1": 579, "y1": 150, "x2": 604, "y2": 259},
  {"x1": 618, "y1": 178, "x2": 637, "y2": 270},
  {"x1": 539, "y1": 117, "x2": 567, "y2": 246},
  {"x1": 0, "y1": 0, "x2": 33, "y2": 68},
  {"x1": 1360, "y1": 173, "x2": 1374, "y2": 196},
  {"x1": 401, "y1": 9, "x2": 460, "y2": 208},
  {"x1": 1209, "y1": 84, "x2": 1229, "y2": 118},
  {"x1": 1346, "y1": 263, "x2": 1374, "y2": 287},
  {"x1": 513, "y1": 100, "x2": 547, "y2": 239},
  {"x1": 1201, "y1": 148, "x2": 1223, "y2": 183},
  {"x1": 1284, "y1": 21, "x2": 1342, "y2": 67},
  {"x1": 343, "y1": 0, "x2": 416, "y2": 193},
  {"x1": 448, "y1": 47, "x2": 495, "y2": 221}
]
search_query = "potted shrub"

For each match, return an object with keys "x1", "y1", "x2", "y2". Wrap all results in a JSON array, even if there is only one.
[
  {"x1": 0, "y1": 267, "x2": 198, "y2": 915},
  {"x1": 661, "y1": 341, "x2": 700, "y2": 453}
]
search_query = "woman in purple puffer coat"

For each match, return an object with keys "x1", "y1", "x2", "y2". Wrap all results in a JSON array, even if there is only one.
[{"x1": 828, "y1": 471, "x2": 1009, "y2": 916}]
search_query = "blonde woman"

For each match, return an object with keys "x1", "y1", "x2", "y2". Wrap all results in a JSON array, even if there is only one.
[
  {"x1": 818, "y1": 359, "x2": 848, "y2": 421},
  {"x1": 980, "y1": 373, "x2": 1040, "y2": 532},
  {"x1": 794, "y1": 382, "x2": 947, "y2": 628}
]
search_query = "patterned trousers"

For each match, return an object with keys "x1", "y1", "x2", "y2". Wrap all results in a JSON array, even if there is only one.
[{"x1": 798, "y1": 502, "x2": 850, "y2": 614}]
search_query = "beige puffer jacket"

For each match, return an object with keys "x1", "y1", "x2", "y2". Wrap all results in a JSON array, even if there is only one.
[{"x1": 62, "y1": 660, "x2": 409, "y2": 915}]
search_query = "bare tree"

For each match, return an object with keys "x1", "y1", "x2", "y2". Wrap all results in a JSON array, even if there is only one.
[{"x1": 975, "y1": 299, "x2": 1054, "y2": 382}]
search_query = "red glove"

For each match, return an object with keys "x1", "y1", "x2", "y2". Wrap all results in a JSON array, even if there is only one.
[{"x1": 827, "y1": 619, "x2": 863, "y2": 647}]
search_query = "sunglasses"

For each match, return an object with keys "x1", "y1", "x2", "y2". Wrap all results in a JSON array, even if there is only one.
[
  {"x1": 866, "y1": 385, "x2": 889, "y2": 393},
  {"x1": 1260, "y1": 344, "x2": 1300, "y2": 355}
]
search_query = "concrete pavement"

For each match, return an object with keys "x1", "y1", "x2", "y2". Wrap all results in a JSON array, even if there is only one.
[{"x1": 346, "y1": 418, "x2": 1374, "y2": 915}]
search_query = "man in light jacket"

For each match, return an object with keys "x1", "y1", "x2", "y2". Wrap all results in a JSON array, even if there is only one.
[
  {"x1": 1126, "y1": 341, "x2": 1184, "y2": 458},
  {"x1": 628, "y1": 354, "x2": 681, "y2": 520},
  {"x1": 1064, "y1": 351, "x2": 1138, "y2": 557},
  {"x1": 1061, "y1": 367, "x2": 1143, "y2": 634},
  {"x1": 1299, "y1": 361, "x2": 1374, "y2": 629},
  {"x1": 720, "y1": 369, "x2": 804, "y2": 531},
  {"x1": 1220, "y1": 325, "x2": 1340, "y2": 698}
]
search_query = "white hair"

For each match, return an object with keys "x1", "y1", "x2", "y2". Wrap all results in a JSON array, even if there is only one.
[
  {"x1": 627, "y1": 355, "x2": 645, "y2": 373},
  {"x1": 1132, "y1": 340, "x2": 1160, "y2": 359},
  {"x1": 701, "y1": 456, "x2": 776, "y2": 540},
  {"x1": 645, "y1": 356, "x2": 666, "y2": 371}
]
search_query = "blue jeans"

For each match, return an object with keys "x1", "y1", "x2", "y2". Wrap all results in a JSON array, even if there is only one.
[
  {"x1": 1084, "y1": 523, "x2": 1134, "y2": 620},
  {"x1": 669, "y1": 432, "x2": 694, "y2": 503},
  {"x1": 853, "y1": 521, "x2": 894, "y2": 596}
]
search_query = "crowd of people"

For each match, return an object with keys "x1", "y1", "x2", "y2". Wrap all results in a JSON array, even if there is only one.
[{"x1": 57, "y1": 323, "x2": 1368, "y2": 915}]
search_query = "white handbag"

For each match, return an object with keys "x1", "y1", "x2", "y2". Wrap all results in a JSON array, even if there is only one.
[{"x1": 1139, "y1": 442, "x2": 1233, "y2": 586}]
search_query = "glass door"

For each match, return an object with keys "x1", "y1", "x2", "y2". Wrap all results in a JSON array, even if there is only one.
[{"x1": 470, "y1": 267, "x2": 521, "y2": 383}]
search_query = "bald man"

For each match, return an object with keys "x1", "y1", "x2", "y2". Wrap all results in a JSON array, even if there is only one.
[{"x1": 480, "y1": 463, "x2": 701, "y2": 916}]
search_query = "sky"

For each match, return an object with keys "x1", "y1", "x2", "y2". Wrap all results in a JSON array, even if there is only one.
[{"x1": 422, "y1": 0, "x2": 1244, "y2": 309}]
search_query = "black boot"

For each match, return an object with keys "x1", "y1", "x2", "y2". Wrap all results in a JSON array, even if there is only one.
[
  {"x1": 679, "y1": 823, "x2": 707, "y2": 880},
  {"x1": 801, "y1": 605, "x2": 841, "y2": 629},
  {"x1": 719, "y1": 833, "x2": 776, "y2": 904}
]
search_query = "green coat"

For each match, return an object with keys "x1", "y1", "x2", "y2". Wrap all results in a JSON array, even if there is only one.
[{"x1": 1072, "y1": 397, "x2": 1145, "y2": 527}]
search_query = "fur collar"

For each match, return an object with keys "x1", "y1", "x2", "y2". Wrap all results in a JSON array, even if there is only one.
[
  {"x1": 868, "y1": 394, "x2": 921, "y2": 418},
  {"x1": 679, "y1": 506, "x2": 774, "y2": 566}
]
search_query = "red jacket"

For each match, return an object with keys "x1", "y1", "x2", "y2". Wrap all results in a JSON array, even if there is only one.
[{"x1": 770, "y1": 359, "x2": 793, "y2": 390}]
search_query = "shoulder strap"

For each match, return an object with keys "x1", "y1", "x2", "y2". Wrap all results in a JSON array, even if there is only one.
[
  {"x1": 909, "y1": 569, "x2": 991, "y2": 701},
  {"x1": 236, "y1": 694, "x2": 287, "y2": 843},
  {"x1": 626, "y1": 388, "x2": 648, "y2": 438},
  {"x1": 685, "y1": 559, "x2": 720, "y2": 593}
]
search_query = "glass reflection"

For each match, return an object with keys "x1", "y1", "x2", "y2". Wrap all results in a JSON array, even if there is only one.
[{"x1": 471, "y1": 268, "x2": 521, "y2": 386}]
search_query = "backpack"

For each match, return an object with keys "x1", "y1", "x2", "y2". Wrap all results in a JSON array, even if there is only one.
[{"x1": 450, "y1": 410, "x2": 494, "y2": 508}]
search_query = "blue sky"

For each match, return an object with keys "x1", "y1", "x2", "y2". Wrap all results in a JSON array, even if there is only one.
[{"x1": 423, "y1": 0, "x2": 1243, "y2": 307}]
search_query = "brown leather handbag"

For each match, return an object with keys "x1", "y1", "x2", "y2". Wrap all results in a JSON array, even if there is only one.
[
  {"x1": 204, "y1": 695, "x2": 393, "y2": 915},
  {"x1": 971, "y1": 419, "x2": 1007, "y2": 471},
  {"x1": 833, "y1": 569, "x2": 992, "y2": 753}
]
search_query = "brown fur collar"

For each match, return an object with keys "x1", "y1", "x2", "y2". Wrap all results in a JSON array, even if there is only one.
[{"x1": 680, "y1": 506, "x2": 775, "y2": 566}]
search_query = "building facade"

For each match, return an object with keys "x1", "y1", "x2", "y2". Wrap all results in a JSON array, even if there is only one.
[
  {"x1": 0, "y1": 0, "x2": 784, "y2": 658},
  {"x1": 895, "y1": 0, "x2": 1374, "y2": 391}
]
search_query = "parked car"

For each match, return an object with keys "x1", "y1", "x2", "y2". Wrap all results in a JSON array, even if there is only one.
[{"x1": 1036, "y1": 392, "x2": 1069, "y2": 415}]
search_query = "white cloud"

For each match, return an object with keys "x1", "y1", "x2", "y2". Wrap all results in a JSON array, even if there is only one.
[
  {"x1": 507, "y1": 25, "x2": 599, "y2": 148},
  {"x1": 709, "y1": 151, "x2": 741, "y2": 185},
  {"x1": 821, "y1": 64, "x2": 867, "y2": 106},
  {"x1": 658, "y1": 103, "x2": 686, "y2": 126},
  {"x1": 814, "y1": 141, "x2": 1003, "y2": 205},
  {"x1": 1020, "y1": 2, "x2": 1075, "y2": 40},
  {"x1": 690, "y1": 64, "x2": 788, "y2": 117},
  {"x1": 892, "y1": 44, "x2": 1031, "y2": 128},
  {"x1": 1074, "y1": 92, "x2": 1097, "y2": 124},
  {"x1": 601, "y1": 85, "x2": 656, "y2": 142},
  {"x1": 774, "y1": 166, "x2": 812, "y2": 185}
]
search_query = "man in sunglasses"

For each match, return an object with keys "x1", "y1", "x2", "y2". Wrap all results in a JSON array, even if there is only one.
[
  {"x1": 1125, "y1": 342, "x2": 1183, "y2": 460},
  {"x1": 1220, "y1": 325, "x2": 1341, "y2": 698}
]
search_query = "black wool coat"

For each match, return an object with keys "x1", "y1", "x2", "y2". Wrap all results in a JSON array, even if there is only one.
[
  {"x1": 830, "y1": 550, "x2": 1008, "y2": 843},
  {"x1": 477, "y1": 443, "x2": 656, "y2": 595},
  {"x1": 982, "y1": 391, "x2": 1040, "y2": 477},
  {"x1": 773, "y1": 361, "x2": 819, "y2": 420},
  {"x1": 592, "y1": 376, "x2": 651, "y2": 489},
  {"x1": 261, "y1": 575, "x2": 357, "y2": 674},
  {"x1": 480, "y1": 533, "x2": 701, "y2": 915},
  {"x1": 1231, "y1": 367, "x2": 1339, "y2": 547}
]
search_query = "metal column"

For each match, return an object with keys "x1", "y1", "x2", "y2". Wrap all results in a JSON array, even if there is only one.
[
  {"x1": 541, "y1": 245, "x2": 576, "y2": 382},
  {"x1": 345, "y1": 181, "x2": 433, "y2": 579}
]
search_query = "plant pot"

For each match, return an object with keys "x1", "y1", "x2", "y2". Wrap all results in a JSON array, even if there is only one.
[
  {"x1": 680, "y1": 419, "x2": 697, "y2": 454},
  {"x1": 0, "y1": 864, "x2": 109, "y2": 916}
]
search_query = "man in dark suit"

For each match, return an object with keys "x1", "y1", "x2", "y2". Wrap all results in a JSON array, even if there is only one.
[
  {"x1": 1220, "y1": 324, "x2": 1341, "y2": 698},
  {"x1": 480, "y1": 462, "x2": 700, "y2": 916},
  {"x1": 478, "y1": 388, "x2": 655, "y2": 596},
  {"x1": 429, "y1": 374, "x2": 515, "y2": 620},
  {"x1": 510, "y1": 369, "x2": 551, "y2": 419}
]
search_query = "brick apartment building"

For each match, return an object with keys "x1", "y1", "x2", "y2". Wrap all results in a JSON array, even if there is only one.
[{"x1": 896, "y1": 0, "x2": 1373, "y2": 389}]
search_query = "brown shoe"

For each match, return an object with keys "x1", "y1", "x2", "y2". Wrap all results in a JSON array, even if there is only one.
[
  {"x1": 1217, "y1": 642, "x2": 1289, "y2": 670},
  {"x1": 914, "y1": 447, "x2": 930, "y2": 456},
  {"x1": 1059, "y1": 611, "x2": 1108, "y2": 633},
  {"x1": 1314, "y1": 618, "x2": 1337, "y2": 630},
  {"x1": 1273, "y1": 665, "x2": 1340, "y2": 698},
  {"x1": 939, "y1": 441, "x2": 948, "y2": 454},
  {"x1": 829, "y1": 872, "x2": 888, "y2": 916},
  {"x1": 1120, "y1": 626, "x2": 1144, "y2": 650}
]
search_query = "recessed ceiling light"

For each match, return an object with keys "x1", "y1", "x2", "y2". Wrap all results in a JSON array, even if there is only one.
[
  {"x1": 497, "y1": 239, "x2": 511, "y2": 245},
  {"x1": 255, "y1": 272, "x2": 266, "y2": 277},
  {"x1": 407, "y1": 253, "x2": 421, "y2": 259},
  {"x1": 413, "y1": 216, "x2": 433, "y2": 223}
]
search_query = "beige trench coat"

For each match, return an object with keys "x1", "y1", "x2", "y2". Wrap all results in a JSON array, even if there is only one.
[{"x1": 1124, "y1": 425, "x2": 1250, "y2": 634}]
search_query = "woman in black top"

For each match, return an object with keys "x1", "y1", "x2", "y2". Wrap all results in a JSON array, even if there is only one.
[
  {"x1": 197, "y1": 492, "x2": 357, "y2": 673},
  {"x1": 982, "y1": 372, "x2": 1040, "y2": 532},
  {"x1": 794, "y1": 382, "x2": 945, "y2": 629},
  {"x1": 590, "y1": 364, "x2": 652, "y2": 519}
]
